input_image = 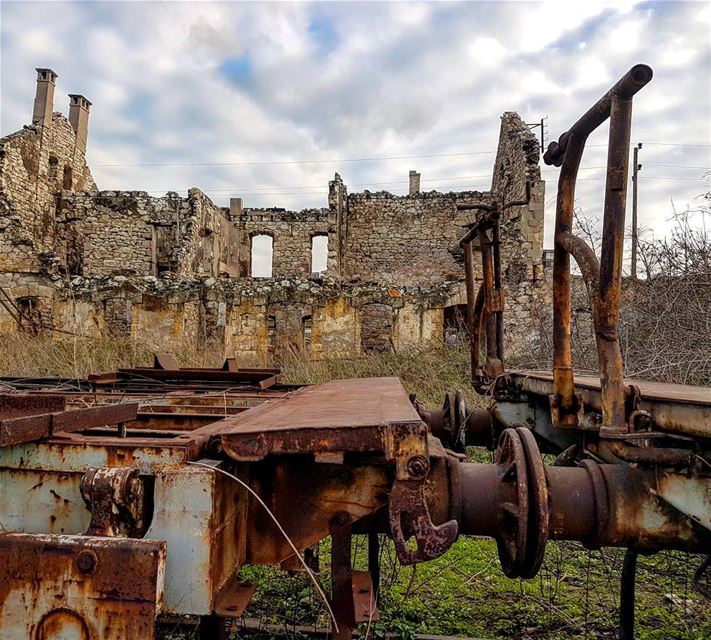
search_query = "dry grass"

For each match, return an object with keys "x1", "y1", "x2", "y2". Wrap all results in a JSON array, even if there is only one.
[{"x1": 0, "y1": 334, "x2": 478, "y2": 408}]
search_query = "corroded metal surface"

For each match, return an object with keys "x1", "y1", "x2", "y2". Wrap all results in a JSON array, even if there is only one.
[
  {"x1": 0, "y1": 533, "x2": 166, "y2": 640},
  {"x1": 504, "y1": 370, "x2": 711, "y2": 438},
  {"x1": 219, "y1": 377, "x2": 424, "y2": 461},
  {"x1": 0, "y1": 399, "x2": 138, "y2": 447}
]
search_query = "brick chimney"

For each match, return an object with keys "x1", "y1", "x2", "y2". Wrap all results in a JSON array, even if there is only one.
[
  {"x1": 68, "y1": 94, "x2": 92, "y2": 154},
  {"x1": 408, "y1": 170, "x2": 421, "y2": 195},
  {"x1": 32, "y1": 68, "x2": 57, "y2": 129}
]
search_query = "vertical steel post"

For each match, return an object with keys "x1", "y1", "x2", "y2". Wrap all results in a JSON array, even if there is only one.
[
  {"x1": 330, "y1": 514, "x2": 354, "y2": 640},
  {"x1": 619, "y1": 549, "x2": 638, "y2": 640},
  {"x1": 598, "y1": 95, "x2": 633, "y2": 431},
  {"x1": 552, "y1": 134, "x2": 587, "y2": 426}
]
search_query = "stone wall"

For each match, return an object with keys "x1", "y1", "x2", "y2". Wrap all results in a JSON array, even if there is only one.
[
  {"x1": 341, "y1": 190, "x2": 495, "y2": 286},
  {"x1": 55, "y1": 188, "x2": 239, "y2": 278},
  {"x1": 0, "y1": 73, "x2": 551, "y2": 361},
  {"x1": 0, "y1": 113, "x2": 95, "y2": 273},
  {"x1": 236, "y1": 206, "x2": 331, "y2": 278}
]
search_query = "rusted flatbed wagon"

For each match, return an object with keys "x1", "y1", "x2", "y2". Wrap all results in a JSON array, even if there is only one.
[{"x1": 0, "y1": 64, "x2": 709, "y2": 640}]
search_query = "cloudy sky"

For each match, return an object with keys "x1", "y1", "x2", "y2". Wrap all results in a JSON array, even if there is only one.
[{"x1": 1, "y1": 0, "x2": 709, "y2": 256}]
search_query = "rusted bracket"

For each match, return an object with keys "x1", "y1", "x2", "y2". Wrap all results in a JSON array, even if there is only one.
[
  {"x1": 548, "y1": 390, "x2": 585, "y2": 430},
  {"x1": 80, "y1": 467, "x2": 148, "y2": 537},
  {"x1": 388, "y1": 479, "x2": 459, "y2": 565},
  {"x1": 385, "y1": 423, "x2": 458, "y2": 565}
]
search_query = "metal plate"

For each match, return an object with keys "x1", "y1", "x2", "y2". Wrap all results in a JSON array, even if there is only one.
[{"x1": 0, "y1": 533, "x2": 166, "y2": 640}]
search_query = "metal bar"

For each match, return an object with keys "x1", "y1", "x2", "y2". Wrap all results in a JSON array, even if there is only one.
[
  {"x1": 477, "y1": 228, "x2": 501, "y2": 377},
  {"x1": 330, "y1": 513, "x2": 355, "y2": 639},
  {"x1": 597, "y1": 94, "x2": 634, "y2": 431},
  {"x1": 470, "y1": 284, "x2": 486, "y2": 381},
  {"x1": 543, "y1": 65, "x2": 653, "y2": 166},
  {"x1": 199, "y1": 614, "x2": 227, "y2": 640},
  {"x1": 619, "y1": 549, "x2": 638, "y2": 640},
  {"x1": 463, "y1": 241, "x2": 482, "y2": 378},
  {"x1": 0, "y1": 403, "x2": 138, "y2": 447},
  {"x1": 491, "y1": 221, "x2": 504, "y2": 365},
  {"x1": 551, "y1": 134, "x2": 586, "y2": 425},
  {"x1": 368, "y1": 532, "x2": 380, "y2": 604}
]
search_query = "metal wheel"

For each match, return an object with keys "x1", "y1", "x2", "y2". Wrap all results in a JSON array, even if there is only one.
[
  {"x1": 494, "y1": 428, "x2": 529, "y2": 578},
  {"x1": 517, "y1": 427, "x2": 549, "y2": 578}
]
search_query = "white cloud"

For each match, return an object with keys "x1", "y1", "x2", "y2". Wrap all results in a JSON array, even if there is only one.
[{"x1": 0, "y1": 0, "x2": 708, "y2": 262}]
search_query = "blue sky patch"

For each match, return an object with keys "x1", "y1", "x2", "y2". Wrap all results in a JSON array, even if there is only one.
[
  {"x1": 219, "y1": 55, "x2": 253, "y2": 86},
  {"x1": 308, "y1": 16, "x2": 339, "y2": 55}
]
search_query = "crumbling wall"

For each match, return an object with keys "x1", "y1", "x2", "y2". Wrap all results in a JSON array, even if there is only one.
[
  {"x1": 173, "y1": 189, "x2": 239, "y2": 278},
  {"x1": 341, "y1": 191, "x2": 494, "y2": 287},
  {"x1": 0, "y1": 82, "x2": 550, "y2": 360},
  {"x1": 55, "y1": 189, "x2": 238, "y2": 278},
  {"x1": 236, "y1": 206, "x2": 331, "y2": 278},
  {"x1": 0, "y1": 114, "x2": 95, "y2": 273}
]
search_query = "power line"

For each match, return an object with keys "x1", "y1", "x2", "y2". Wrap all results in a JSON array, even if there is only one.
[
  {"x1": 642, "y1": 142, "x2": 711, "y2": 147},
  {"x1": 91, "y1": 150, "x2": 497, "y2": 168},
  {"x1": 645, "y1": 164, "x2": 711, "y2": 170},
  {"x1": 88, "y1": 141, "x2": 710, "y2": 169},
  {"x1": 130, "y1": 175, "x2": 706, "y2": 197}
]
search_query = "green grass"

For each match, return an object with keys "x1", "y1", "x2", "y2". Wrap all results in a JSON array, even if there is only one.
[{"x1": 158, "y1": 536, "x2": 710, "y2": 639}]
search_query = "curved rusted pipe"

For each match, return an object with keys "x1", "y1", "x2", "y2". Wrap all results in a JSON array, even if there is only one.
[
  {"x1": 552, "y1": 133, "x2": 587, "y2": 426},
  {"x1": 557, "y1": 231, "x2": 600, "y2": 295},
  {"x1": 544, "y1": 64, "x2": 653, "y2": 166}
]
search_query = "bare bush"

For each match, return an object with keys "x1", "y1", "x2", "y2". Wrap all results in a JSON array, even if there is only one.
[{"x1": 516, "y1": 194, "x2": 711, "y2": 385}]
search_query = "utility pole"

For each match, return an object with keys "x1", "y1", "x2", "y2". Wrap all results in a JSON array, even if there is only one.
[{"x1": 631, "y1": 143, "x2": 642, "y2": 279}]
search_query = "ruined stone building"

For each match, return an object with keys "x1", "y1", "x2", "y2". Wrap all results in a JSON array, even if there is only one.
[{"x1": 0, "y1": 69, "x2": 549, "y2": 359}]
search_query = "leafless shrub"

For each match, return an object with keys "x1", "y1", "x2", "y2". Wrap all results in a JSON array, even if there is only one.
[{"x1": 516, "y1": 193, "x2": 711, "y2": 385}]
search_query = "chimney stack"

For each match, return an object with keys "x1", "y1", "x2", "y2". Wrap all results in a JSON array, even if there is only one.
[
  {"x1": 32, "y1": 68, "x2": 58, "y2": 129},
  {"x1": 408, "y1": 170, "x2": 421, "y2": 195},
  {"x1": 229, "y1": 197, "x2": 243, "y2": 219},
  {"x1": 68, "y1": 94, "x2": 92, "y2": 154}
]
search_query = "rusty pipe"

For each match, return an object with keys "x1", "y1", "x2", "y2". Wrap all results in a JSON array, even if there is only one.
[
  {"x1": 543, "y1": 65, "x2": 653, "y2": 166},
  {"x1": 552, "y1": 132, "x2": 587, "y2": 425},
  {"x1": 464, "y1": 242, "x2": 484, "y2": 379},
  {"x1": 597, "y1": 94, "x2": 633, "y2": 431},
  {"x1": 464, "y1": 409, "x2": 494, "y2": 448},
  {"x1": 557, "y1": 231, "x2": 600, "y2": 295},
  {"x1": 598, "y1": 440, "x2": 695, "y2": 467}
]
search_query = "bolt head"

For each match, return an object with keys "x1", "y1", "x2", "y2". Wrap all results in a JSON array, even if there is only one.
[
  {"x1": 75, "y1": 550, "x2": 98, "y2": 575},
  {"x1": 407, "y1": 455, "x2": 429, "y2": 478}
]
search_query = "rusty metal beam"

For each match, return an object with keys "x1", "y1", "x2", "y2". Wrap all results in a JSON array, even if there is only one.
[{"x1": 0, "y1": 402, "x2": 138, "y2": 447}]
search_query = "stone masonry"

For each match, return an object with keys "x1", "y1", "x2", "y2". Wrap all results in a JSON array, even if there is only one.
[{"x1": 0, "y1": 69, "x2": 550, "y2": 359}]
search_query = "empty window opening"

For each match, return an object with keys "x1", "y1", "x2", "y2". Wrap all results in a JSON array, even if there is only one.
[
  {"x1": 251, "y1": 235, "x2": 273, "y2": 278},
  {"x1": 267, "y1": 315, "x2": 276, "y2": 349},
  {"x1": 16, "y1": 296, "x2": 41, "y2": 334},
  {"x1": 62, "y1": 165, "x2": 73, "y2": 190},
  {"x1": 443, "y1": 304, "x2": 469, "y2": 348},
  {"x1": 48, "y1": 155, "x2": 58, "y2": 180},
  {"x1": 302, "y1": 315, "x2": 313, "y2": 352},
  {"x1": 310, "y1": 235, "x2": 328, "y2": 275}
]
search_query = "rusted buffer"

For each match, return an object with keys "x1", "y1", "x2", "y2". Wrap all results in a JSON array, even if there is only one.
[{"x1": 0, "y1": 65, "x2": 709, "y2": 640}]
